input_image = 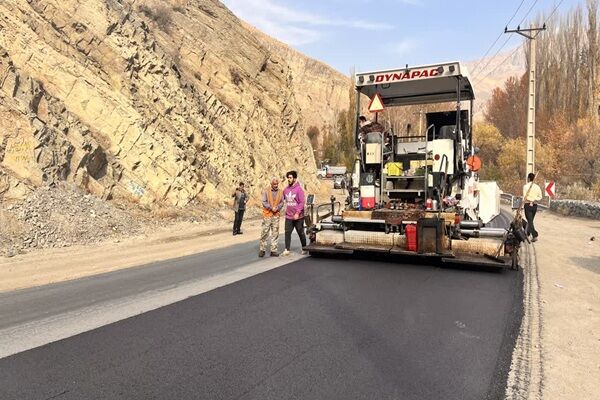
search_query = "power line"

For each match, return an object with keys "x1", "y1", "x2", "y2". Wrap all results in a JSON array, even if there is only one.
[
  {"x1": 541, "y1": 0, "x2": 566, "y2": 28},
  {"x1": 517, "y1": 0, "x2": 542, "y2": 26},
  {"x1": 472, "y1": 0, "x2": 542, "y2": 80},
  {"x1": 471, "y1": 35, "x2": 515, "y2": 80},
  {"x1": 471, "y1": 0, "x2": 527, "y2": 76},
  {"x1": 474, "y1": 0, "x2": 565, "y2": 85},
  {"x1": 507, "y1": 0, "x2": 530, "y2": 28},
  {"x1": 473, "y1": 45, "x2": 522, "y2": 87}
]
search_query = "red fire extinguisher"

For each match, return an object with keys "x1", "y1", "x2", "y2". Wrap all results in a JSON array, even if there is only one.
[
  {"x1": 406, "y1": 224, "x2": 417, "y2": 252},
  {"x1": 425, "y1": 198, "x2": 433, "y2": 210}
]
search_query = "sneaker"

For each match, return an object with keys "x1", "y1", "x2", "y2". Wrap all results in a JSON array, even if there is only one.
[
  {"x1": 233, "y1": 232, "x2": 237, "y2": 236},
  {"x1": 237, "y1": 231, "x2": 243, "y2": 235},
  {"x1": 258, "y1": 250, "x2": 265, "y2": 257},
  {"x1": 531, "y1": 237, "x2": 538, "y2": 242},
  {"x1": 270, "y1": 251, "x2": 279, "y2": 257},
  {"x1": 301, "y1": 250, "x2": 308, "y2": 255},
  {"x1": 282, "y1": 249, "x2": 290, "y2": 256}
]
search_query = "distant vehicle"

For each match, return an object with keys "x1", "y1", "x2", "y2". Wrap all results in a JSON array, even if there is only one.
[
  {"x1": 333, "y1": 175, "x2": 346, "y2": 189},
  {"x1": 317, "y1": 165, "x2": 347, "y2": 179}
]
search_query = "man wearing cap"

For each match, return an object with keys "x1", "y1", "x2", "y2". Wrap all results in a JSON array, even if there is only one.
[{"x1": 259, "y1": 178, "x2": 284, "y2": 257}]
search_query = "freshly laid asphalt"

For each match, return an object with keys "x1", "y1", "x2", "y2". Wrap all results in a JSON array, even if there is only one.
[{"x1": 0, "y1": 252, "x2": 522, "y2": 400}]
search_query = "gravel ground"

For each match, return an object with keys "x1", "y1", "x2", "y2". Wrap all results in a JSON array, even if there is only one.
[{"x1": 0, "y1": 183, "x2": 260, "y2": 257}]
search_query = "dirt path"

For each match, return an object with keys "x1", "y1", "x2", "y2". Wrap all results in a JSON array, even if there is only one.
[
  {"x1": 534, "y1": 211, "x2": 599, "y2": 399},
  {"x1": 0, "y1": 217, "x2": 264, "y2": 292},
  {"x1": 0, "y1": 181, "x2": 343, "y2": 293},
  {"x1": 505, "y1": 208, "x2": 600, "y2": 400}
]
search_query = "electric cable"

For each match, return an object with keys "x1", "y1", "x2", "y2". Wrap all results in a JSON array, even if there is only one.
[
  {"x1": 471, "y1": 0, "x2": 527, "y2": 76},
  {"x1": 472, "y1": 0, "x2": 542, "y2": 81}
]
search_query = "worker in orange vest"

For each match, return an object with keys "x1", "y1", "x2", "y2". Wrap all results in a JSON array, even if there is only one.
[{"x1": 259, "y1": 178, "x2": 285, "y2": 257}]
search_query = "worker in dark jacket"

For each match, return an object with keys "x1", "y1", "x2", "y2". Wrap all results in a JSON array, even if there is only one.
[
  {"x1": 232, "y1": 182, "x2": 247, "y2": 235},
  {"x1": 358, "y1": 115, "x2": 385, "y2": 144}
]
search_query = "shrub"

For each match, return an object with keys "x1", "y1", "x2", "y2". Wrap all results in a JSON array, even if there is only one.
[
  {"x1": 229, "y1": 67, "x2": 243, "y2": 86},
  {"x1": 306, "y1": 125, "x2": 319, "y2": 149},
  {"x1": 559, "y1": 182, "x2": 600, "y2": 201},
  {"x1": 153, "y1": 6, "x2": 173, "y2": 32},
  {"x1": 138, "y1": 4, "x2": 173, "y2": 33},
  {"x1": 138, "y1": 4, "x2": 153, "y2": 18}
]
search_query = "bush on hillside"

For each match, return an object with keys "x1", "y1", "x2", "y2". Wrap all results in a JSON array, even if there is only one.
[{"x1": 138, "y1": 4, "x2": 173, "y2": 33}]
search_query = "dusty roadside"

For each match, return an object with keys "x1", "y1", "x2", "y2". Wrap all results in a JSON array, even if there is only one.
[
  {"x1": 0, "y1": 217, "x2": 265, "y2": 293},
  {"x1": 0, "y1": 180, "x2": 340, "y2": 292},
  {"x1": 534, "y1": 210, "x2": 599, "y2": 399},
  {"x1": 505, "y1": 208, "x2": 600, "y2": 400}
]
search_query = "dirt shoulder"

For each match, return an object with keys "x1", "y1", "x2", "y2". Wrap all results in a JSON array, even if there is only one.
[
  {"x1": 505, "y1": 207, "x2": 600, "y2": 400},
  {"x1": 0, "y1": 180, "x2": 340, "y2": 293},
  {"x1": 0, "y1": 217, "x2": 265, "y2": 293},
  {"x1": 533, "y1": 209, "x2": 600, "y2": 399}
]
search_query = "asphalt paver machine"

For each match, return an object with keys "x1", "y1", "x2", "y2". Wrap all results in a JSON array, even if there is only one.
[{"x1": 304, "y1": 62, "x2": 524, "y2": 269}]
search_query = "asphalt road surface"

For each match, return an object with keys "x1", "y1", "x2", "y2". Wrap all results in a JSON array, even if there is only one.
[
  {"x1": 0, "y1": 235, "x2": 301, "y2": 358},
  {"x1": 0, "y1": 213, "x2": 522, "y2": 399}
]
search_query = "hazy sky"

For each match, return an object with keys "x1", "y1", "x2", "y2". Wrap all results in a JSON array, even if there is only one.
[{"x1": 221, "y1": 0, "x2": 580, "y2": 75}]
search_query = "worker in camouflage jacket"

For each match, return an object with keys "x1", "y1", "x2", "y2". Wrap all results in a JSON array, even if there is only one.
[{"x1": 259, "y1": 177, "x2": 285, "y2": 257}]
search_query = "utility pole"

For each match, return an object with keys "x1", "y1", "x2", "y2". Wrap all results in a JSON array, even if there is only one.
[{"x1": 505, "y1": 25, "x2": 546, "y2": 179}]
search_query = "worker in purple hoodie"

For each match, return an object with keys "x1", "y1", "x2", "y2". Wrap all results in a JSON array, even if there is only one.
[{"x1": 282, "y1": 170, "x2": 307, "y2": 256}]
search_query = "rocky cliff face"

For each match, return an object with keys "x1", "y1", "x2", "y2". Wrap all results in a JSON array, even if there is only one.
[
  {"x1": 0, "y1": 0, "x2": 321, "y2": 206},
  {"x1": 245, "y1": 24, "x2": 350, "y2": 136}
]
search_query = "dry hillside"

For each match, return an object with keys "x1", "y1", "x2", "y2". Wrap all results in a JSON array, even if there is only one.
[
  {"x1": 245, "y1": 23, "x2": 350, "y2": 136},
  {"x1": 0, "y1": 0, "x2": 330, "y2": 207},
  {"x1": 466, "y1": 48, "x2": 526, "y2": 119}
]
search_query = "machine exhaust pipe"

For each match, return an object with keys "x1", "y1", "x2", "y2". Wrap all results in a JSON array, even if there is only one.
[
  {"x1": 459, "y1": 220, "x2": 483, "y2": 229},
  {"x1": 320, "y1": 223, "x2": 344, "y2": 231},
  {"x1": 460, "y1": 228, "x2": 506, "y2": 238}
]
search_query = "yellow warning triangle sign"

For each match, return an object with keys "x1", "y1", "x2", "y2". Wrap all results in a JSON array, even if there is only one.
[{"x1": 368, "y1": 93, "x2": 385, "y2": 113}]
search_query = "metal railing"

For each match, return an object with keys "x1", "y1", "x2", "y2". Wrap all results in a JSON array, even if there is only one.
[{"x1": 500, "y1": 192, "x2": 548, "y2": 210}]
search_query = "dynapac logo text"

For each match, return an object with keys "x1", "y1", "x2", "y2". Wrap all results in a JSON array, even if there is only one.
[{"x1": 374, "y1": 68, "x2": 440, "y2": 83}]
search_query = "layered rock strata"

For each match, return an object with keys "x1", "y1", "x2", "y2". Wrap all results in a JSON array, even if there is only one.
[{"x1": 0, "y1": 0, "x2": 319, "y2": 206}]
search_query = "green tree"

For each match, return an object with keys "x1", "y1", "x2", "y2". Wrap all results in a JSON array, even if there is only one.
[
  {"x1": 306, "y1": 126, "x2": 320, "y2": 150},
  {"x1": 321, "y1": 130, "x2": 338, "y2": 165},
  {"x1": 565, "y1": 117, "x2": 600, "y2": 187},
  {"x1": 496, "y1": 138, "x2": 526, "y2": 194},
  {"x1": 322, "y1": 75, "x2": 359, "y2": 169},
  {"x1": 473, "y1": 122, "x2": 503, "y2": 181},
  {"x1": 483, "y1": 74, "x2": 528, "y2": 140}
]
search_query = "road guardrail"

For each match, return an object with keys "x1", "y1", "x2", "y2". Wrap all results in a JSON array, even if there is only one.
[{"x1": 500, "y1": 192, "x2": 548, "y2": 210}]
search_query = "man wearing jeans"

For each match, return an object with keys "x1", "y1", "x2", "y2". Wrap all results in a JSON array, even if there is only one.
[
  {"x1": 232, "y1": 182, "x2": 247, "y2": 235},
  {"x1": 282, "y1": 171, "x2": 307, "y2": 256},
  {"x1": 522, "y1": 173, "x2": 542, "y2": 242}
]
